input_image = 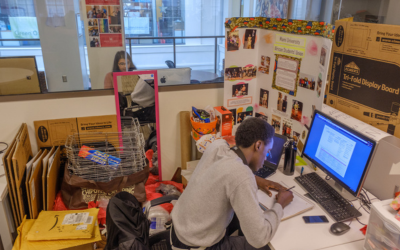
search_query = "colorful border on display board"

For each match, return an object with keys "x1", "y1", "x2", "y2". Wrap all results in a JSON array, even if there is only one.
[{"x1": 225, "y1": 17, "x2": 335, "y2": 41}]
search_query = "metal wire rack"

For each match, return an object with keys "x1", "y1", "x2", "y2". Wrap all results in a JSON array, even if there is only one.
[{"x1": 65, "y1": 118, "x2": 146, "y2": 182}]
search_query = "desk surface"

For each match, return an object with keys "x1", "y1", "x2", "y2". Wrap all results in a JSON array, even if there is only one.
[
  {"x1": 268, "y1": 163, "x2": 375, "y2": 250},
  {"x1": 191, "y1": 70, "x2": 218, "y2": 82}
]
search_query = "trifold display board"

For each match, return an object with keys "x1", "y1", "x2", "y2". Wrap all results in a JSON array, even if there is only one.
[{"x1": 224, "y1": 17, "x2": 334, "y2": 152}]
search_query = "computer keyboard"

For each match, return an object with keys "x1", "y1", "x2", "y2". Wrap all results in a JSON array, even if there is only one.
[
  {"x1": 295, "y1": 172, "x2": 362, "y2": 222},
  {"x1": 255, "y1": 167, "x2": 275, "y2": 178}
]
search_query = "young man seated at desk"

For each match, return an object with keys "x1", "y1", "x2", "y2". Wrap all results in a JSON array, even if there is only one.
[{"x1": 171, "y1": 118, "x2": 294, "y2": 250}]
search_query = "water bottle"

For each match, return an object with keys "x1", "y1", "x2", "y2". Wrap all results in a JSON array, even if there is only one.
[
  {"x1": 148, "y1": 205, "x2": 171, "y2": 235},
  {"x1": 283, "y1": 140, "x2": 297, "y2": 176}
]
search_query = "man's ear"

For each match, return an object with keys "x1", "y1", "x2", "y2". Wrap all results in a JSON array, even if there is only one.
[{"x1": 254, "y1": 140, "x2": 263, "y2": 152}]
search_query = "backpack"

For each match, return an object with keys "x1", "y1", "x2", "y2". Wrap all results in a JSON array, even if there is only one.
[{"x1": 105, "y1": 192, "x2": 150, "y2": 250}]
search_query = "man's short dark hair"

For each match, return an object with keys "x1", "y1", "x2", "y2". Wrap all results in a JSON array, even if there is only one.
[{"x1": 235, "y1": 117, "x2": 275, "y2": 148}]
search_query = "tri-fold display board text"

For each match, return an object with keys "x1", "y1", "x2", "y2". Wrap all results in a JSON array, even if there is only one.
[{"x1": 224, "y1": 17, "x2": 334, "y2": 152}]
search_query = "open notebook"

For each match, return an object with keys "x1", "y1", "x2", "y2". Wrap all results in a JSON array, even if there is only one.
[{"x1": 257, "y1": 181, "x2": 314, "y2": 221}]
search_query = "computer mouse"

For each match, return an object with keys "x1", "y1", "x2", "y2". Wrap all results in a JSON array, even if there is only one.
[{"x1": 330, "y1": 222, "x2": 350, "y2": 236}]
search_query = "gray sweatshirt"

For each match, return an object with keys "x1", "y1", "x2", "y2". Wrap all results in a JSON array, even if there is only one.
[{"x1": 171, "y1": 139, "x2": 283, "y2": 248}]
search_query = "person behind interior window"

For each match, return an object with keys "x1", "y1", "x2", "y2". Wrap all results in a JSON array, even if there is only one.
[{"x1": 104, "y1": 51, "x2": 137, "y2": 89}]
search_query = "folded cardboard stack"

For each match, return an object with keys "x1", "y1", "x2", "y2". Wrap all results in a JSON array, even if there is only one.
[{"x1": 12, "y1": 208, "x2": 101, "y2": 250}]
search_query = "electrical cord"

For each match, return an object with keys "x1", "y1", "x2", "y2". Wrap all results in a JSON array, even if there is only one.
[
  {"x1": 0, "y1": 142, "x2": 8, "y2": 154},
  {"x1": 346, "y1": 197, "x2": 368, "y2": 226},
  {"x1": 356, "y1": 217, "x2": 366, "y2": 226}
]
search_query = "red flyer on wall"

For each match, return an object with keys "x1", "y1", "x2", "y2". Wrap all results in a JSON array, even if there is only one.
[
  {"x1": 85, "y1": 0, "x2": 120, "y2": 5},
  {"x1": 100, "y1": 34, "x2": 123, "y2": 47}
]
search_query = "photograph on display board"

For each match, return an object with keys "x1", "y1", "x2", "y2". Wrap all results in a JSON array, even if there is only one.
[
  {"x1": 229, "y1": 109, "x2": 237, "y2": 125},
  {"x1": 259, "y1": 55, "x2": 270, "y2": 74},
  {"x1": 89, "y1": 36, "x2": 100, "y2": 47},
  {"x1": 232, "y1": 83, "x2": 249, "y2": 97},
  {"x1": 99, "y1": 19, "x2": 109, "y2": 33},
  {"x1": 272, "y1": 54, "x2": 301, "y2": 96},
  {"x1": 311, "y1": 105, "x2": 316, "y2": 120},
  {"x1": 255, "y1": 0, "x2": 289, "y2": 18},
  {"x1": 227, "y1": 30, "x2": 240, "y2": 51},
  {"x1": 86, "y1": 6, "x2": 109, "y2": 19},
  {"x1": 88, "y1": 26, "x2": 99, "y2": 36},
  {"x1": 242, "y1": 65, "x2": 257, "y2": 79},
  {"x1": 291, "y1": 100, "x2": 303, "y2": 122},
  {"x1": 259, "y1": 89, "x2": 269, "y2": 108},
  {"x1": 243, "y1": 29, "x2": 256, "y2": 49},
  {"x1": 277, "y1": 92, "x2": 288, "y2": 113},
  {"x1": 225, "y1": 67, "x2": 243, "y2": 80},
  {"x1": 282, "y1": 119, "x2": 292, "y2": 137},
  {"x1": 109, "y1": 26, "x2": 122, "y2": 33},
  {"x1": 271, "y1": 115, "x2": 281, "y2": 133},
  {"x1": 293, "y1": 131, "x2": 300, "y2": 142},
  {"x1": 297, "y1": 139, "x2": 304, "y2": 152},
  {"x1": 108, "y1": 6, "x2": 121, "y2": 25},
  {"x1": 237, "y1": 111, "x2": 253, "y2": 124},
  {"x1": 298, "y1": 73, "x2": 316, "y2": 90},
  {"x1": 316, "y1": 73, "x2": 322, "y2": 97},
  {"x1": 320, "y1": 46, "x2": 327, "y2": 66},
  {"x1": 88, "y1": 19, "x2": 98, "y2": 26},
  {"x1": 255, "y1": 113, "x2": 268, "y2": 122}
]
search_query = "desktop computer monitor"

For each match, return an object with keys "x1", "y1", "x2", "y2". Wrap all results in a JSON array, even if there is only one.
[
  {"x1": 302, "y1": 110, "x2": 376, "y2": 197},
  {"x1": 157, "y1": 68, "x2": 191, "y2": 86}
]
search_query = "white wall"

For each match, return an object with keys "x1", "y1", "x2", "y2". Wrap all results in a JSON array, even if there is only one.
[
  {"x1": 0, "y1": 87, "x2": 224, "y2": 181},
  {"x1": 383, "y1": 0, "x2": 400, "y2": 25},
  {"x1": 0, "y1": 94, "x2": 116, "y2": 154},
  {"x1": 34, "y1": 0, "x2": 88, "y2": 92},
  {"x1": 158, "y1": 86, "x2": 224, "y2": 180}
]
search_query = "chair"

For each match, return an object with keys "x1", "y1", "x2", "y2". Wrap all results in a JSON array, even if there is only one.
[{"x1": 165, "y1": 60, "x2": 176, "y2": 68}]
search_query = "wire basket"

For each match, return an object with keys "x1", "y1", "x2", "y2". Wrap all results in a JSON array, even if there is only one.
[{"x1": 65, "y1": 118, "x2": 146, "y2": 182}]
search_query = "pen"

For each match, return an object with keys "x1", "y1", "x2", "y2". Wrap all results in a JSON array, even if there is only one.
[
  {"x1": 286, "y1": 186, "x2": 295, "y2": 191},
  {"x1": 301, "y1": 167, "x2": 304, "y2": 176}
]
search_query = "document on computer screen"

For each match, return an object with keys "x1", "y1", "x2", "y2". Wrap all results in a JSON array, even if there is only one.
[{"x1": 315, "y1": 125, "x2": 356, "y2": 177}]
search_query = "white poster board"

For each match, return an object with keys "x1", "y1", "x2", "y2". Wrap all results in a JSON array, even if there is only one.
[{"x1": 224, "y1": 18, "x2": 334, "y2": 153}]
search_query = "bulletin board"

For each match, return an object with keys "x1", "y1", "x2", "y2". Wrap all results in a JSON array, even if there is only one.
[{"x1": 224, "y1": 17, "x2": 335, "y2": 153}]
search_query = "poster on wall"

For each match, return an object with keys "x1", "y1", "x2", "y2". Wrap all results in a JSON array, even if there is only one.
[
  {"x1": 85, "y1": 0, "x2": 122, "y2": 47},
  {"x1": 255, "y1": 0, "x2": 289, "y2": 19},
  {"x1": 224, "y1": 17, "x2": 334, "y2": 152}
]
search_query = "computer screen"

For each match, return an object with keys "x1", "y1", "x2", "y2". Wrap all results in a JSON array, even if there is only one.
[
  {"x1": 303, "y1": 110, "x2": 376, "y2": 197},
  {"x1": 265, "y1": 134, "x2": 287, "y2": 167}
]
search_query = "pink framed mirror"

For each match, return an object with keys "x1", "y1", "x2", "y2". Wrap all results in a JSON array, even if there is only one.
[{"x1": 113, "y1": 70, "x2": 162, "y2": 180}]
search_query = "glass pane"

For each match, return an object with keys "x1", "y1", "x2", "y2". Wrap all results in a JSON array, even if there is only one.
[
  {"x1": 123, "y1": 0, "x2": 228, "y2": 84},
  {"x1": 0, "y1": 0, "x2": 40, "y2": 41},
  {"x1": 126, "y1": 38, "x2": 173, "y2": 70},
  {"x1": 0, "y1": 0, "x2": 44, "y2": 70}
]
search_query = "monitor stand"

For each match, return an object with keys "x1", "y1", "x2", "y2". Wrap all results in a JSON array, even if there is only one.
[
  {"x1": 310, "y1": 163, "x2": 358, "y2": 201},
  {"x1": 328, "y1": 178, "x2": 357, "y2": 201}
]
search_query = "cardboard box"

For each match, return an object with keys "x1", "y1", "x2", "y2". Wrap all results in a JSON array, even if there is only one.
[
  {"x1": 34, "y1": 115, "x2": 118, "y2": 149},
  {"x1": 214, "y1": 106, "x2": 232, "y2": 136},
  {"x1": 77, "y1": 115, "x2": 118, "y2": 134},
  {"x1": 34, "y1": 118, "x2": 78, "y2": 148},
  {"x1": 326, "y1": 20, "x2": 400, "y2": 139}
]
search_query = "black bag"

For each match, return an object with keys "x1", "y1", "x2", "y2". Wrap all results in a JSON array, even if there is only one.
[
  {"x1": 126, "y1": 105, "x2": 156, "y2": 123},
  {"x1": 105, "y1": 192, "x2": 150, "y2": 250}
]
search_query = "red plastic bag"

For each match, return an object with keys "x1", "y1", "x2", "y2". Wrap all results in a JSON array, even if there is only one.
[
  {"x1": 53, "y1": 192, "x2": 69, "y2": 211},
  {"x1": 88, "y1": 201, "x2": 106, "y2": 225},
  {"x1": 146, "y1": 149, "x2": 154, "y2": 169},
  {"x1": 145, "y1": 181, "x2": 183, "y2": 213}
]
